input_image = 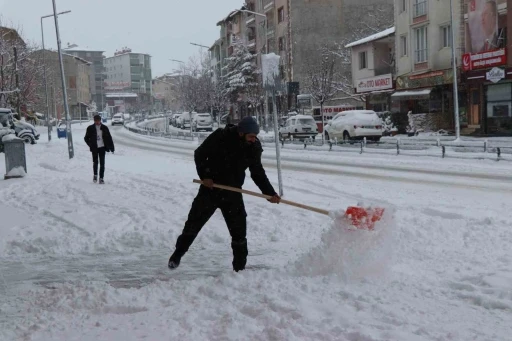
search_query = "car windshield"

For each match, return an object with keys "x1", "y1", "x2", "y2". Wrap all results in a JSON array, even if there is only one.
[{"x1": 298, "y1": 118, "x2": 315, "y2": 125}]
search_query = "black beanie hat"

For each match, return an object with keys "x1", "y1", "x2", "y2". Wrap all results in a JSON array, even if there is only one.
[{"x1": 237, "y1": 116, "x2": 260, "y2": 135}]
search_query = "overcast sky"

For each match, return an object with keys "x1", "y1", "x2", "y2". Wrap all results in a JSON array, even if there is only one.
[{"x1": 0, "y1": 0, "x2": 242, "y2": 77}]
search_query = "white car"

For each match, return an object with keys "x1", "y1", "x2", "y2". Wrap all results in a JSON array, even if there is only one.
[
  {"x1": 324, "y1": 110, "x2": 383, "y2": 142},
  {"x1": 279, "y1": 114, "x2": 318, "y2": 140},
  {"x1": 111, "y1": 114, "x2": 124, "y2": 126},
  {"x1": 191, "y1": 113, "x2": 213, "y2": 132},
  {"x1": 180, "y1": 112, "x2": 195, "y2": 130}
]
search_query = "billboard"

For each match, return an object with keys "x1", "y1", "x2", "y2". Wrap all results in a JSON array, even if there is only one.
[{"x1": 467, "y1": 0, "x2": 499, "y2": 54}]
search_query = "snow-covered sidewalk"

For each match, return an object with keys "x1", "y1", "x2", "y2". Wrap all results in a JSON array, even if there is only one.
[{"x1": 0, "y1": 123, "x2": 511, "y2": 341}]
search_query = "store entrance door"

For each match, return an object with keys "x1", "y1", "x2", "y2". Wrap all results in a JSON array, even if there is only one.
[{"x1": 469, "y1": 89, "x2": 480, "y2": 127}]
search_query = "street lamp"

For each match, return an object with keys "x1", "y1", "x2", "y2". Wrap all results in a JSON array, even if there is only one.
[
  {"x1": 40, "y1": 9, "x2": 71, "y2": 142},
  {"x1": 170, "y1": 59, "x2": 185, "y2": 64},
  {"x1": 51, "y1": 0, "x2": 74, "y2": 159}
]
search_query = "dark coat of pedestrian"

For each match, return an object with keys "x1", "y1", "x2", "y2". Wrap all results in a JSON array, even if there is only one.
[
  {"x1": 84, "y1": 114, "x2": 115, "y2": 184},
  {"x1": 169, "y1": 117, "x2": 280, "y2": 272}
]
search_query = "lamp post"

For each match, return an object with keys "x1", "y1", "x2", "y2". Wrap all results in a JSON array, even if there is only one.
[
  {"x1": 240, "y1": 8, "x2": 268, "y2": 133},
  {"x1": 40, "y1": 10, "x2": 71, "y2": 142},
  {"x1": 51, "y1": 0, "x2": 74, "y2": 159},
  {"x1": 449, "y1": 0, "x2": 461, "y2": 141}
]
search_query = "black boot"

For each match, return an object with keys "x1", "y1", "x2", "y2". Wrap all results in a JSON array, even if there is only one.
[
  {"x1": 168, "y1": 251, "x2": 182, "y2": 269},
  {"x1": 232, "y1": 239, "x2": 248, "y2": 272}
]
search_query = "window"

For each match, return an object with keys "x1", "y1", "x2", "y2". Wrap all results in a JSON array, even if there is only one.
[
  {"x1": 279, "y1": 64, "x2": 285, "y2": 78},
  {"x1": 413, "y1": 0, "x2": 427, "y2": 18},
  {"x1": 400, "y1": 35, "x2": 408, "y2": 56},
  {"x1": 441, "y1": 25, "x2": 452, "y2": 48},
  {"x1": 401, "y1": 0, "x2": 407, "y2": 12},
  {"x1": 278, "y1": 37, "x2": 285, "y2": 51},
  {"x1": 414, "y1": 26, "x2": 428, "y2": 63},
  {"x1": 278, "y1": 7, "x2": 285, "y2": 23},
  {"x1": 359, "y1": 51, "x2": 367, "y2": 69}
]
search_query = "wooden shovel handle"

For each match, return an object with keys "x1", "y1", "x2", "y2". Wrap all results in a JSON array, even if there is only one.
[{"x1": 193, "y1": 179, "x2": 330, "y2": 216}]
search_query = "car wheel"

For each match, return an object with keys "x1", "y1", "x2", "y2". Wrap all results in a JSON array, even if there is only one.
[{"x1": 343, "y1": 131, "x2": 350, "y2": 143}]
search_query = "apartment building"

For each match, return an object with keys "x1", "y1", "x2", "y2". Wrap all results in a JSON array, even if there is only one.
[
  {"x1": 32, "y1": 50, "x2": 91, "y2": 120},
  {"x1": 152, "y1": 74, "x2": 180, "y2": 112},
  {"x1": 64, "y1": 44, "x2": 106, "y2": 110},
  {"x1": 392, "y1": 0, "x2": 464, "y2": 131},
  {"x1": 346, "y1": 27, "x2": 396, "y2": 112},
  {"x1": 103, "y1": 48, "x2": 152, "y2": 113},
  {"x1": 462, "y1": 0, "x2": 510, "y2": 135}
]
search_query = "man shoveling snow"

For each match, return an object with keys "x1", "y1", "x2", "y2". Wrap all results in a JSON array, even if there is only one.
[{"x1": 168, "y1": 117, "x2": 281, "y2": 272}]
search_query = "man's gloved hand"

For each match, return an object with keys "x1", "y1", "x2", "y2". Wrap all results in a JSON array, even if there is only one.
[
  {"x1": 202, "y1": 179, "x2": 214, "y2": 189},
  {"x1": 268, "y1": 194, "x2": 281, "y2": 204}
]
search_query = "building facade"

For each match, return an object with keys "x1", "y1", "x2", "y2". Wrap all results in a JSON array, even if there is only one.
[
  {"x1": 103, "y1": 48, "x2": 152, "y2": 113},
  {"x1": 392, "y1": 0, "x2": 464, "y2": 132},
  {"x1": 462, "y1": 0, "x2": 510, "y2": 135},
  {"x1": 33, "y1": 50, "x2": 91, "y2": 120},
  {"x1": 64, "y1": 44, "x2": 105, "y2": 111},
  {"x1": 346, "y1": 27, "x2": 396, "y2": 112},
  {"x1": 152, "y1": 74, "x2": 180, "y2": 112}
]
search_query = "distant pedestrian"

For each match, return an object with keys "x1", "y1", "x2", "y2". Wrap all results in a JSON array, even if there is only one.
[{"x1": 84, "y1": 114, "x2": 115, "y2": 184}]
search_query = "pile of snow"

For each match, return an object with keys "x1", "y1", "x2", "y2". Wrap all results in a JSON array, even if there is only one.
[
  {"x1": 292, "y1": 206, "x2": 395, "y2": 279},
  {"x1": 6, "y1": 166, "x2": 26, "y2": 177},
  {"x1": 1, "y1": 130, "x2": 17, "y2": 141}
]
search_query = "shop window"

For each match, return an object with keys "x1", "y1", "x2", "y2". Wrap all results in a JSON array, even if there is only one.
[{"x1": 486, "y1": 83, "x2": 512, "y2": 132}]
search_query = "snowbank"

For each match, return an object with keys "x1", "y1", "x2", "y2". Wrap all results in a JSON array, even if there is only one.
[
  {"x1": 2, "y1": 133, "x2": 20, "y2": 142},
  {"x1": 6, "y1": 166, "x2": 26, "y2": 177}
]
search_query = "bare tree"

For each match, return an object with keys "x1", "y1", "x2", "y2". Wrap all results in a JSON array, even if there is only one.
[
  {"x1": 304, "y1": 46, "x2": 339, "y2": 143},
  {"x1": 0, "y1": 22, "x2": 44, "y2": 115}
]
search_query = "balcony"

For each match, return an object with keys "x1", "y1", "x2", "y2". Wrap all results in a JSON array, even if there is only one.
[
  {"x1": 263, "y1": 0, "x2": 274, "y2": 12},
  {"x1": 413, "y1": 0, "x2": 427, "y2": 18}
]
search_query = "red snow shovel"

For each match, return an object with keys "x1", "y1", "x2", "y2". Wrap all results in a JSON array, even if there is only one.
[{"x1": 192, "y1": 180, "x2": 385, "y2": 230}]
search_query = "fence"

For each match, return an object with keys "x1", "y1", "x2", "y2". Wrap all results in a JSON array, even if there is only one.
[{"x1": 125, "y1": 117, "x2": 512, "y2": 162}]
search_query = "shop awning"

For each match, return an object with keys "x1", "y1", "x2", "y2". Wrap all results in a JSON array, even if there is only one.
[{"x1": 391, "y1": 89, "x2": 432, "y2": 99}]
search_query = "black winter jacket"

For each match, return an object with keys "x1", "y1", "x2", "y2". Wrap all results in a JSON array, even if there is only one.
[
  {"x1": 195, "y1": 125, "x2": 276, "y2": 196},
  {"x1": 84, "y1": 124, "x2": 115, "y2": 153}
]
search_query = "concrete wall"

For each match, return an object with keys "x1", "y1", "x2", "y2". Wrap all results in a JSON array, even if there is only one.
[{"x1": 351, "y1": 43, "x2": 377, "y2": 84}]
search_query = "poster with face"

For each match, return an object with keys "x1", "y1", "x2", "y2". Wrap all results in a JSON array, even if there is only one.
[{"x1": 467, "y1": 0, "x2": 499, "y2": 53}]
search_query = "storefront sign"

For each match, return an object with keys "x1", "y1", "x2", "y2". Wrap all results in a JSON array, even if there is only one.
[
  {"x1": 462, "y1": 48, "x2": 507, "y2": 71},
  {"x1": 356, "y1": 74, "x2": 393, "y2": 93},
  {"x1": 486, "y1": 67, "x2": 505, "y2": 83},
  {"x1": 396, "y1": 69, "x2": 454, "y2": 90},
  {"x1": 321, "y1": 106, "x2": 356, "y2": 114}
]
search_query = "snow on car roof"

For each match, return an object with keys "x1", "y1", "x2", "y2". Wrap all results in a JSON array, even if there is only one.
[{"x1": 290, "y1": 114, "x2": 315, "y2": 119}]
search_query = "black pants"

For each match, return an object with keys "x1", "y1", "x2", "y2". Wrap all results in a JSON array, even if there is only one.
[
  {"x1": 92, "y1": 147, "x2": 106, "y2": 178},
  {"x1": 174, "y1": 187, "x2": 248, "y2": 269}
]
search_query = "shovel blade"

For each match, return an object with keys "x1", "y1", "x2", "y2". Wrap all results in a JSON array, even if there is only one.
[{"x1": 344, "y1": 206, "x2": 385, "y2": 231}]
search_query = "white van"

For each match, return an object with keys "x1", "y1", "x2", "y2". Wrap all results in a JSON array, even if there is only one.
[
  {"x1": 279, "y1": 114, "x2": 318, "y2": 140},
  {"x1": 324, "y1": 110, "x2": 383, "y2": 142}
]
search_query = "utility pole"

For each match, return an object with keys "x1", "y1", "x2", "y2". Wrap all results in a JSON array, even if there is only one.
[
  {"x1": 41, "y1": 10, "x2": 71, "y2": 142},
  {"x1": 51, "y1": 0, "x2": 74, "y2": 158},
  {"x1": 450, "y1": 0, "x2": 461, "y2": 141}
]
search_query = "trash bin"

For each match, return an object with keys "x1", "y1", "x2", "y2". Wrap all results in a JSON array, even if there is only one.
[
  {"x1": 57, "y1": 127, "x2": 67, "y2": 139},
  {"x1": 3, "y1": 136, "x2": 27, "y2": 180}
]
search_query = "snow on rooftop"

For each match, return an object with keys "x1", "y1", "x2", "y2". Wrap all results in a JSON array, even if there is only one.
[
  {"x1": 345, "y1": 27, "x2": 395, "y2": 48},
  {"x1": 64, "y1": 45, "x2": 104, "y2": 52},
  {"x1": 105, "y1": 93, "x2": 138, "y2": 98}
]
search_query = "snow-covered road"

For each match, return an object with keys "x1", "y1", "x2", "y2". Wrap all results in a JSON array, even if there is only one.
[{"x1": 1, "y1": 122, "x2": 511, "y2": 341}]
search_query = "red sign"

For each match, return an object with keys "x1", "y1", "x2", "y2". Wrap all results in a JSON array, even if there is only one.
[{"x1": 462, "y1": 48, "x2": 507, "y2": 71}]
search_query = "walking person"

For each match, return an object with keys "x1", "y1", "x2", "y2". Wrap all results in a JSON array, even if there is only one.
[
  {"x1": 84, "y1": 114, "x2": 115, "y2": 184},
  {"x1": 168, "y1": 117, "x2": 281, "y2": 272}
]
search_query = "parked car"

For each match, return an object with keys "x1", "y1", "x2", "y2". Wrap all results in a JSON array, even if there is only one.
[
  {"x1": 180, "y1": 112, "x2": 195, "y2": 130},
  {"x1": 170, "y1": 113, "x2": 182, "y2": 127},
  {"x1": 324, "y1": 110, "x2": 383, "y2": 142},
  {"x1": 279, "y1": 114, "x2": 318, "y2": 140},
  {"x1": 111, "y1": 113, "x2": 124, "y2": 126},
  {"x1": 191, "y1": 113, "x2": 213, "y2": 132},
  {"x1": 13, "y1": 119, "x2": 40, "y2": 144}
]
